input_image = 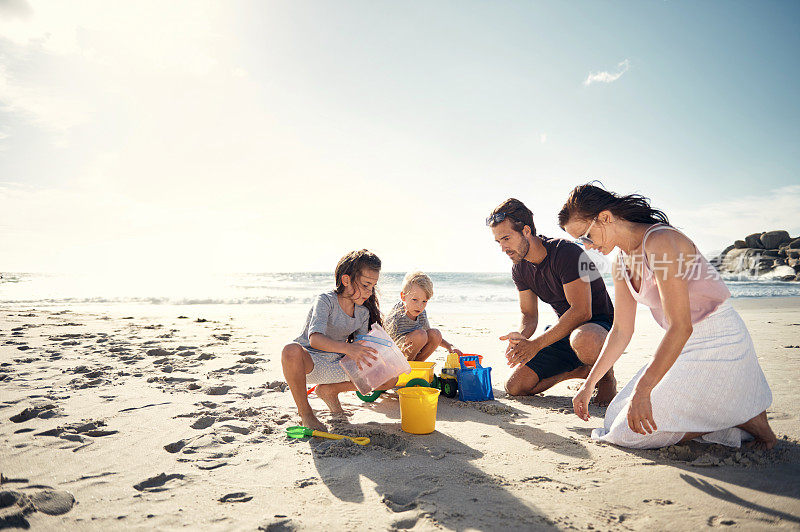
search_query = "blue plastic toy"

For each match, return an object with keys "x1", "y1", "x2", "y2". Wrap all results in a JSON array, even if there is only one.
[{"x1": 456, "y1": 355, "x2": 494, "y2": 402}]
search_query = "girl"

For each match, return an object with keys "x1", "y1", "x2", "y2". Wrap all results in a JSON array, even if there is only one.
[
  {"x1": 281, "y1": 249, "x2": 396, "y2": 431},
  {"x1": 559, "y1": 184, "x2": 775, "y2": 450}
]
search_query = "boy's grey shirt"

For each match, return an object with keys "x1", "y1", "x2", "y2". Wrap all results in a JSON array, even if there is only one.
[
  {"x1": 295, "y1": 291, "x2": 370, "y2": 351},
  {"x1": 385, "y1": 301, "x2": 430, "y2": 342}
]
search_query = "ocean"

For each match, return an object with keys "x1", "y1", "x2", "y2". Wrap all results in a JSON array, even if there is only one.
[{"x1": 2, "y1": 271, "x2": 799, "y2": 315}]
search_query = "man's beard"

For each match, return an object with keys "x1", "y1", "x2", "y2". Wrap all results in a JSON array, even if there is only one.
[{"x1": 511, "y1": 238, "x2": 530, "y2": 264}]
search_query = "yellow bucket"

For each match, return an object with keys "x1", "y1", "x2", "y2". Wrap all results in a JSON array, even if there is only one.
[
  {"x1": 395, "y1": 361, "x2": 435, "y2": 387},
  {"x1": 397, "y1": 387, "x2": 440, "y2": 434}
]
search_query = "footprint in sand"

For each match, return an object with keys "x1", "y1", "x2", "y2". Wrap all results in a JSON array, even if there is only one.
[
  {"x1": 258, "y1": 517, "x2": 296, "y2": 531},
  {"x1": 27, "y1": 490, "x2": 76, "y2": 515},
  {"x1": 204, "y1": 385, "x2": 233, "y2": 396},
  {"x1": 133, "y1": 473, "x2": 186, "y2": 492},
  {"x1": 146, "y1": 348, "x2": 172, "y2": 357},
  {"x1": 9, "y1": 402, "x2": 61, "y2": 423},
  {"x1": 0, "y1": 488, "x2": 75, "y2": 527},
  {"x1": 707, "y1": 515, "x2": 737, "y2": 527},
  {"x1": 643, "y1": 498, "x2": 674, "y2": 505},
  {"x1": 381, "y1": 487, "x2": 421, "y2": 512},
  {"x1": 35, "y1": 420, "x2": 117, "y2": 439},
  {"x1": 190, "y1": 416, "x2": 216, "y2": 429},
  {"x1": 218, "y1": 492, "x2": 252, "y2": 503},
  {"x1": 391, "y1": 512, "x2": 422, "y2": 530},
  {"x1": 164, "y1": 439, "x2": 190, "y2": 453},
  {"x1": 220, "y1": 423, "x2": 251, "y2": 435},
  {"x1": 196, "y1": 460, "x2": 228, "y2": 470}
]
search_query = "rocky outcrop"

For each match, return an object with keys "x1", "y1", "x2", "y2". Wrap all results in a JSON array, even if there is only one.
[
  {"x1": 711, "y1": 230, "x2": 800, "y2": 281},
  {"x1": 744, "y1": 233, "x2": 764, "y2": 249},
  {"x1": 760, "y1": 230, "x2": 791, "y2": 250}
]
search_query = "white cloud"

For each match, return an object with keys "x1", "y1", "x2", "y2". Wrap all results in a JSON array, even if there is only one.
[{"x1": 583, "y1": 59, "x2": 630, "y2": 86}]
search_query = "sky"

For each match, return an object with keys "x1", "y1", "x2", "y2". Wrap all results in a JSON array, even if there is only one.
[{"x1": 1, "y1": 0, "x2": 798, "y2": 274}]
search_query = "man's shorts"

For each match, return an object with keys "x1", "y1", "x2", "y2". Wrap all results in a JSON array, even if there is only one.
[{"x1": 525, "y1": 315, "x2": 613, "y2": 381}]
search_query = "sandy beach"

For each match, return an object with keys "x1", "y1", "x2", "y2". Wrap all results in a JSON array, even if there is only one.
[{"x1": 2, "y1": 297, "x2": 799, "y2": 530}]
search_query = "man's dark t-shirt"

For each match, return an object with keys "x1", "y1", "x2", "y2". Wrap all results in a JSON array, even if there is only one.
[{"x1": 512, "y1": 237, "x2": 614, "y2": 319}]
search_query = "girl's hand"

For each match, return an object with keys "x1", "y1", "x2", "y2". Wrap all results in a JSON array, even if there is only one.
[
  {"x1": 450, "y1": 347, "x2": 463, "y2": 357},
  {"x1": 627, "y1": 387, "x2": 657, "y2": 435},
  {"x1": 573, "y1": 383, "x2": 594, "y2": 421},
  {"x1": 345, "y1": 341, "x2": 378, "y2": 370}
]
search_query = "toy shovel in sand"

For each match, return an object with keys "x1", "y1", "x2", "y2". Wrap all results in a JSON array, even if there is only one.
[{"x1": 285, "y1": 426, "x2": 370, "y2": 446}]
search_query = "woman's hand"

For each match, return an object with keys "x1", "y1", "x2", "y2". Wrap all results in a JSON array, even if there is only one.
[
  {"x1": 344, "y1": 341, "x2": 378, "y2": 370},
  {"x1": 627, "y1": 386, "x2": 657, "y2": 435},
  {"x1": 573, "y1": 382, "x2": 595, "y2": 421}
]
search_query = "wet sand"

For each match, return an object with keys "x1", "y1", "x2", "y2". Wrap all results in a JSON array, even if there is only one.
[{"x1": 1, "y1": 298, "x2": 799, "y2": 530}]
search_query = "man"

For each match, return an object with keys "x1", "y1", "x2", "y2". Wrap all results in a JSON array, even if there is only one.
[{"x1": 488, "y1": 198, "x2": 617, "y2": 405}]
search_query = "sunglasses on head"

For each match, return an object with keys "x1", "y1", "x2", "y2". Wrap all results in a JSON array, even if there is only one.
[{"x1": 486, "y1": 212, "x2": 516, "y2": 226}]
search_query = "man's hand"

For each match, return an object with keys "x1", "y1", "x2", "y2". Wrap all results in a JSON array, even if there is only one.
[
  {"x1": 499, "y1": 331, "x2": 527, "y2": 345},
  {"x1": 505, "y1": 338, "x2": 541, "y2": 368},
  {"x1": 343, "y1": 341, "x2": 378, "y2": 370}
]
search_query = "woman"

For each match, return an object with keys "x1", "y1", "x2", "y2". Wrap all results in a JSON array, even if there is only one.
[{"x1": 558, "y1": 184, "x2": 775, "y2": 449}]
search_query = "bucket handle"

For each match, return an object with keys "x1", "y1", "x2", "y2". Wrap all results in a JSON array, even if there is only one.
[
  {"x1": 459, "y1": 355, "x2": 483, "y2": 370},
  {"x1": 355, "y1": 334, "x2": 393, "y2": 347}
]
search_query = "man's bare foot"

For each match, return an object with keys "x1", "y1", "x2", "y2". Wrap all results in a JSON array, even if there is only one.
[
  {"x1": 315, "y1": 384, "x2": 345, "y2": 414},
  {"x1": 594, "y1": 371, "x2": 617, "y2": 407},
  {"x1": 299, "y1": 411, "x2": 326, "y2": 432},
  {"x1": 738, "y1": 411, "x2": 777, "y2": 450}
]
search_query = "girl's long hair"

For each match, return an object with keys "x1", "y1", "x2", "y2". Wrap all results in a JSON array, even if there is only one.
[
  {"x1": 334, "y1": 249, "x2": 382, "y2": 328},
  {"x1": 558, "y1": 182, "x2": 670, "y2": 227}
]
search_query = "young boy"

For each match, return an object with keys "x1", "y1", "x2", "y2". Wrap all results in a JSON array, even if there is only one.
[{"x1": 385, "y1": 271, "x2": 462, "y2": 361}]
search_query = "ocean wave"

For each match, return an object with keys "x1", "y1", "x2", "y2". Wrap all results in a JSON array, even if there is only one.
[{"x1": 2, "y1": 271, "x2": 798, "y2": 307}]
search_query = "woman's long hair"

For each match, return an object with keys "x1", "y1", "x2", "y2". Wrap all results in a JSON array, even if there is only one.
[
  {"x1": 558, "y1": 182, "x2": 670, "y2": 227},
  {"x1": 334, "y1": 249, "x2": 382, "y2": 328}
]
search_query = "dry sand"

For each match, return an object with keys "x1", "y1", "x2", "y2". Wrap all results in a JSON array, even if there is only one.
[{"x1": 1, "y1": 298, "x2": 799, "y2": 530}]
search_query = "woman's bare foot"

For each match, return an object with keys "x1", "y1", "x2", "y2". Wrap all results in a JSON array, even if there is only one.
[
  {"x1": 299, "y1": 411, "x2": 327, "y2": 432},
  {"x1": 594, "y1": 370, "x2": 617, "y2": 407},
  {"x1": 738, "y1": 411, "x2": 777, "y2": 450},
  {"x1": 315, "y1": 384, "x2": 345, "y2": 414}
]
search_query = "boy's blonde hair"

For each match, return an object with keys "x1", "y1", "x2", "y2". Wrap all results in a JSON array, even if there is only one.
[{"x1": 401, "y1": 271, "x2": 434, "y2": 299}]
